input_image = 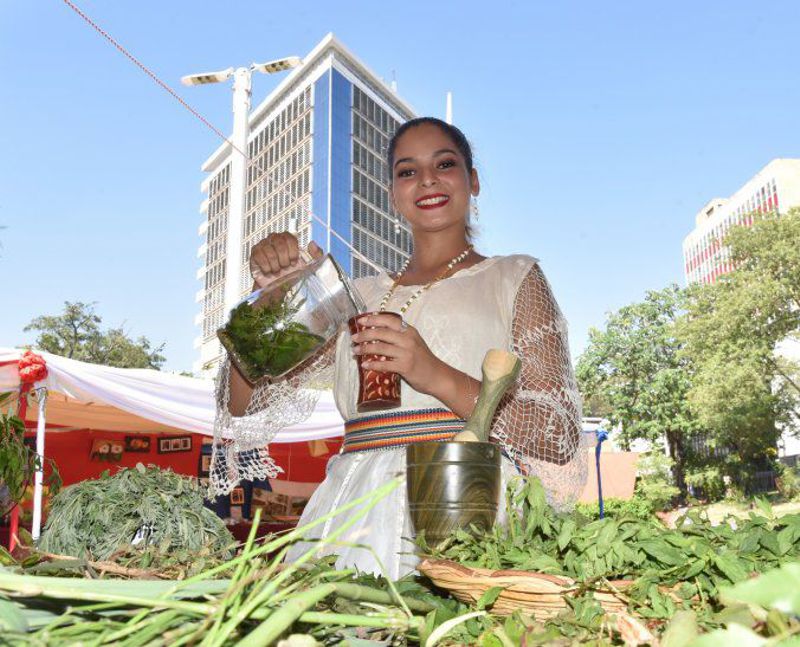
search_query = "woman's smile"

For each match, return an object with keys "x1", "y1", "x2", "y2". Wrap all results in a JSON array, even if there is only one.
[{"x1": 415, "y1": 193, "x2": 450, "y2": 209}]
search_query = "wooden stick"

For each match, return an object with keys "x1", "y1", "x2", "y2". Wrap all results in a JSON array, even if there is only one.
[
  {"x1": 39, "y1": 551, "x2": 162, "y2": 579},
  {"x1": 453, "y1": 349, "x2": 521, "y2": 443}
]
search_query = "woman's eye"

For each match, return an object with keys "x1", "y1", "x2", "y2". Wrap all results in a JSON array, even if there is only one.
[
  {"x1": 438, "y1": 159, "x2": 456, "y2": 169},
  {"x1": 396, "y1": 168, "x2": 414, "y2": 178}
]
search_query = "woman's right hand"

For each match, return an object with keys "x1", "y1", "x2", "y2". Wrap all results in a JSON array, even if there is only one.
[{"x1": 249, "y1": 232, "x2": 324, "y2": 289}]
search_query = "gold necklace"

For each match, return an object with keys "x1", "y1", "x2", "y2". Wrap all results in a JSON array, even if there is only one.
[{"x1": 378, "y1": 245, "x2": 473, "y2": 314}]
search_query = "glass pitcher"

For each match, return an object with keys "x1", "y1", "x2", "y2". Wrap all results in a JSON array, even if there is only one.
[{"x1": 218, "y1": 253, "x2": 366, "y2": 384}]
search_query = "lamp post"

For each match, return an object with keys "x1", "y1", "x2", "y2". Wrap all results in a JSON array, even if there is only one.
[{"x1": 182, "y1": 56, "x2": 302, "y2": 320}]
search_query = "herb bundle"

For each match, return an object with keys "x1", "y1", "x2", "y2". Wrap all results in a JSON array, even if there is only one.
[
  {"x1": 218, "y1": 286, "x2": 326, "y2": 382},
  {"x1": 38, "y1": 464, "x2": 234, "y2": 569}
]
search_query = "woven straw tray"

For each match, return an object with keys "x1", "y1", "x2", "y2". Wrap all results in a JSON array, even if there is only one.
[{"x1": 418, "y1": 558, "x2": 632, "y2": 618}]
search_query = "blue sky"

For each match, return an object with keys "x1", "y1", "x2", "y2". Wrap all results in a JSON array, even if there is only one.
[{"x1": 2, "y1": 1, "x2": 799, "y2": 372}]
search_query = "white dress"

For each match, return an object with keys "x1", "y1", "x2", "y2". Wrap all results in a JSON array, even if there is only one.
[{"x1": 281, "y1": 254, "x2": 586, "y2": 579}]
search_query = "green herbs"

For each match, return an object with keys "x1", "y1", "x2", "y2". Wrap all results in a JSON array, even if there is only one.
[
  {"x1": 0, "y1": 480, "x2": 430, "y2": 646},
  {"x1": 218, "y1": 287, "x2": 325, "y2": 382},
  {"x1": 38, "y1": 464, "x2": 234, "y2": 568},
  {"x1": 424, "y1": 477, "x2": 800, "y2": 617}
]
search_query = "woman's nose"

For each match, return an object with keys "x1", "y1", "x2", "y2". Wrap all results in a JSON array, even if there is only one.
[{"x1": 419, "y1": 170, "x2": 437, "y2": 187}]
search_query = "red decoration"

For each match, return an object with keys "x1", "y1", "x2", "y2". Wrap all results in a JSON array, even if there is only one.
[{"x1": 18, "y1": 350, "x2": 48, "y2": 384}]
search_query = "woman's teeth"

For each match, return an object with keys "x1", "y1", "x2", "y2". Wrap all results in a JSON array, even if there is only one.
[{"x1": 416, "y1": 196, "x2": 449, "y2": 207}]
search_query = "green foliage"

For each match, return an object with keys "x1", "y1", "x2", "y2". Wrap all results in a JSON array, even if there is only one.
[
  {"x1": 635, "y1": 450, "x2": 681, "y2": 511},
  {"x1": 575, "y1": 496, "x2": 654, "y2": 521},
  {"x1": 680, "y1": 208, "x2": 800, "y2": 494},
  {"x1": 0, "y1": 393, "x2": 61, "y2": 515},
  {"x1": 684, "y1": 466, "x2": 728, "y2": 502},
  {"x1": 38, "y1": 464, "x2": 234, "y2": 568},
  {"x1": 3, "y1": 474, "x2": 800, "y2": 645},
  {"x1": 576, "y1": 285, "x2": 702, "y2": 496},
  {"x1": 427, "y1": 477, "x2": 800, "y2": 616},
  {"x1": 218, "y1": 286, "x2": 325, "y2": 381},
  {"x1": 775, "y1": 463, "x2": 800, "y2": 501},
  {"x1": 24, "y1": 301, "x2": 166, "y2": 369}
]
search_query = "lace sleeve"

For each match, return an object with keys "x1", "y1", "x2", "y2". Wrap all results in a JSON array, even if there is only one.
[
  {"x1": 210, "y1": 338, "x2": 336, "y2": 494},
  {"x1": 491, "y1": 263, "x2": 587, "y2": 509}
]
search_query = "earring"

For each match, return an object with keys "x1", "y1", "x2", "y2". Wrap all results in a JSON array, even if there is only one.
[
  {"x1": 470, "y1": 197, "x2": 479, "y2": 221},
  {"x1": 394, "y1": 215, "x2": 402, "y2": 235}
]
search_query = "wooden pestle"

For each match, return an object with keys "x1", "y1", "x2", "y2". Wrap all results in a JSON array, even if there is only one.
[{"x1": 452, "y1": 349, "x2": 521, "y2": 443}]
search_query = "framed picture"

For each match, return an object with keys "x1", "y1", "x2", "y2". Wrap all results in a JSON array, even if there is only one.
[
  {"x1": 158, "y1": 435, "x2": 193, "y2": 454},
  {"x1": 125, "y1": 435, "x2": 151, "y2": 453},
  {"x1": 230, "y1": 487, "x2": 245, "y2": 505},
  {"x1": 91, "y1": 438, "x2": 123, "y2": 462}
]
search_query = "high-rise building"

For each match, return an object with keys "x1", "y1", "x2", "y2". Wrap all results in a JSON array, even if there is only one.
[
  {"x1": 681, "y1": 159, "x2": 800, "y2": 460},
  {"x1": 682, "y1": 159, "x2": 800, "y2": 285},
  {"x1": 194, "y1": 34, "x2": 416, "y2": 374}
]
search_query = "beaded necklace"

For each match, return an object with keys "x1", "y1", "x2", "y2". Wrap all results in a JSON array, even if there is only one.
[{"x1": 378, "y1": 245, "x2": 473, "y2": 314}]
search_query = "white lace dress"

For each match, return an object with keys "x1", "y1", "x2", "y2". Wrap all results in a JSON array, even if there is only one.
[{"x1": 276, "y1": 254, "x2": 586, "y2": 578}]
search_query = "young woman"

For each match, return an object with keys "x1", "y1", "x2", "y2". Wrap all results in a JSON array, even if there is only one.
[{"x1": 223, "y1": 118, "x2": 585, "y2": 578}]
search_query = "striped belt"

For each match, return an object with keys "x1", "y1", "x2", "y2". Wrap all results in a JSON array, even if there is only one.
[{"x1": 341, "y1": 408, "x2": 466, "y2": 454}]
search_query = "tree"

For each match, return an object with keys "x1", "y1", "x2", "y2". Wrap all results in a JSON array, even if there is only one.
[
  {"x1": 576, "y1": 285, "x2": 702, "y2": 498},
  {"x1": 24, "y1": 302, "x2": 166, "y2": 370},
  {"x1": 679, "y1": 208, "x2": 800, "y2": 493}
]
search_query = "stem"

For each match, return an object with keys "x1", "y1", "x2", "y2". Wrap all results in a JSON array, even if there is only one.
[
  {"x1": 298, "y1": 610, "x2": 423, "y2": 631},
  {"x1": 0, "y1": 571, "x2": 213, "y2": 614},
  {"x1": 203, "y1": 510, "x2": 264, "y2": 646},
  {"x1": 235, "y1": 584, "x2": 336, "y2": 647},
  {"x1": 205, "y1": 479, "x2": 400, "y2": 647},
  {"x1": 169, "y1": 478, "x2": 399, "y2": 595},
  {"x1": 331, "y1": 582, "x2": 435, "y2": 614}
]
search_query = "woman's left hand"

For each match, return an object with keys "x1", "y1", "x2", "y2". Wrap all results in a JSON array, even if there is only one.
[{"x1": 351, "y1": 313, "x2": 445, "y2": 396}]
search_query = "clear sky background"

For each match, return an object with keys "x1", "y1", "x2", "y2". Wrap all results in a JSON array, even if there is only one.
[{"x1": 1, "y1": 1, "x2": 799, "y2": 372}]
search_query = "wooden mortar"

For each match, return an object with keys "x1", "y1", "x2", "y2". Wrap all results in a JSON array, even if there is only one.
[{"x1": 406, "y1": 349, "x2": 521, "y2": 547}]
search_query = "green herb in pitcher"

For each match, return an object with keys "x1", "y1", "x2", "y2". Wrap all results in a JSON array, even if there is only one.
[{"x1": 218, "y1": 286, "x2": 326, "y2": 382}]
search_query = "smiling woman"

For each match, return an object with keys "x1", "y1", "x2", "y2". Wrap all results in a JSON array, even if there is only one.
[{"x1": 220, "y1": 117, "x2": 586, "y2": 579}]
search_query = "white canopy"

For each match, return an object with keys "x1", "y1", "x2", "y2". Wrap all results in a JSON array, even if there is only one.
[{"x1": 0, "y1": 348, "x2": 345, "y2": 442}]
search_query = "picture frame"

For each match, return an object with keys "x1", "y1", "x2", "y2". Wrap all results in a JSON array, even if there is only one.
[
  {"x1": 124, "y1": 435, "x2": 151, "y2": 453},
  {"x1": 90, "y1": 438, "x2": 123, "y2": 462},
  {"x1": 157, "y1": 435, "x2": 193, "y2": 454},
  {"x1": 230, "y1": 487, "x2": 245, "y2": 505}
]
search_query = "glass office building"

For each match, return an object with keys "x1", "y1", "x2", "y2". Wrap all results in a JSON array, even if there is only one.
[{"x1": 194, "y1": 34, "x2": 416, "y2": 373}]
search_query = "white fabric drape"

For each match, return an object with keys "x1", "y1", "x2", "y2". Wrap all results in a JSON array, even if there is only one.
[{"x1": 0, "y1": 348, "x2": 344, "y2": 441}]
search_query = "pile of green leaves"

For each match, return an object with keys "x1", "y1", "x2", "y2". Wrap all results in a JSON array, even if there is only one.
[
  {"x1": 425, "y1": 477, "x2": 800, "y2": 620},
  {"x1": 0, "y1": 480, "x2": 446, "y2": 646},
  {"x1": 218, "y1": 285, "x2": 325, "y2": 381},
  {"x1": 3, "y1": 474, "x2": 800, "y2": 645},
  {"x1": 38, "y1": 464, "x2": 234, "y2": 568}
]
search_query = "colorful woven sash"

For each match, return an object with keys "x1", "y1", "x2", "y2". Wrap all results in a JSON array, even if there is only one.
[{"x1": 342, "y1": 408, "x2": 466, "y2": 454}]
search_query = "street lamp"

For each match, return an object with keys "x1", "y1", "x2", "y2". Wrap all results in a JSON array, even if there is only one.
[
  {"x1": 180, "y1": 67, "x2": 234, "y2": 86},
  {"x1": 182, "y1": 56, "x2": 302, "y2": 321}
]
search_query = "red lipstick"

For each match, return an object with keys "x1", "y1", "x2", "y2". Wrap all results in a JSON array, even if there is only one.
[{"x1": 415, "y1": 193, "x2": 450, "y2": 209}]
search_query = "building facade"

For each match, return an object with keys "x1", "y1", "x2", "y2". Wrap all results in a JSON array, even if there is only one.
[
  {"x1": 194, "y1": 34, "x2": 416, "y2": 374},
  {"x1": 682, "y1": 159, "x2": 800, "y2": 285},
  {"x1": 682, "y1": 158, "x2": 800, "y2": 460}
]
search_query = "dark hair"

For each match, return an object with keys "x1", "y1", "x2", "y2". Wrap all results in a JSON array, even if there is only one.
[{"x1": 386, "y1": 117, "x2": 474, "y2": 177}]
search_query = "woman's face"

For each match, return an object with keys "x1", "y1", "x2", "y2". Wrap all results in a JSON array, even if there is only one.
[{"x1": 390, "y1": 123, "x2": 479, "y2": 236}]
